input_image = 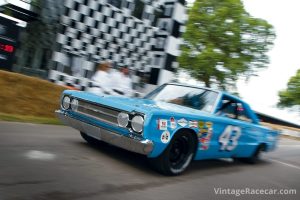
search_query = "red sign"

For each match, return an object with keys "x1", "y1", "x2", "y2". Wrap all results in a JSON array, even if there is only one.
[{"x1": 0, "y1": 43, "x2": 14, "y2": 53}]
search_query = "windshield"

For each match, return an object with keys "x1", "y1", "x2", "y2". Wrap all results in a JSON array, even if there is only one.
[{"x1": 145, "y1": 84, "x2": 219, "y2": 113}]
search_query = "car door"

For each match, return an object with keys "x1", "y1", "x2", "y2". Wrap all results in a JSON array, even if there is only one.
[
  {"x1": 231, "y1": 102, "x2": 262, "y2": 158},
  {"x1": 194, "y1": 95, "x2": 261, "y2": 160},
  {"x1": 215, "y1": 100, "x2": 260, "y2": 158},
  {"x1": 194, "y1": 116, "x2": 244, "y2": 159},
  {"x1": 195, "y1": 99, "x2": 242, "y2": 159}
]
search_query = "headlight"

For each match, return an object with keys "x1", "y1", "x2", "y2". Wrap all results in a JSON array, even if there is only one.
[
  {"x1": 71, "y1": 98, "x2": 78, "y2": 111},
  {"x1": 117, "y1": 112, "x2": 129, "y2": 127},
  {"x1": 131, "y1": 115, "x2": 144, "y2": 133},
  {"x1": 62, "y1": 96, "x2": 71, "y2": 109}
]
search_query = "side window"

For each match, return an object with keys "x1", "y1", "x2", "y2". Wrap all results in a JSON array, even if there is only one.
[
  {"x1": 216, "y1": 96, "x2": 253, "y2": 123},
  {"x1": 236, "y1": 103, "x2": 253, "y2": 123},
  {"x1": 217, "y1": 100, "x2": 238, "y2": 119}
]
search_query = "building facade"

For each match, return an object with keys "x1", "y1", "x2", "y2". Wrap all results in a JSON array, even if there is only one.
[
  {"x1": 11, "y1": 0, "x2": 64, "y2": 77},
  {"x1": 13, "y1": 0, "x2": 187, "y2": 91}
]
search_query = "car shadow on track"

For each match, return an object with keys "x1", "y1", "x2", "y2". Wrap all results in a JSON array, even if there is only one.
[
  {"x1": 76, "y1": 140, "x2": 158, "y2": 175},
  {"x1": 75, "y1": 140, "x2": 273, "y2": 178}
]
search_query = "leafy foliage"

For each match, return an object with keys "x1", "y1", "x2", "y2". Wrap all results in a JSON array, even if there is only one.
[
  {"x1": 278, "y1": 69, "x2": 300, "y2": 108},
  {"x1": 178, "y1": 0, "x2": 275, "y2": 89}
]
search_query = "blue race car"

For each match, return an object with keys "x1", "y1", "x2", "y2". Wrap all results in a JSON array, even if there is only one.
[{"x1": 56, "y1": 83, "x2": 279, "y2": 175}]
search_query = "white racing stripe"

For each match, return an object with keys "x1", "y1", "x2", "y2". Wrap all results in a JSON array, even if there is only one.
[{"x1": 268, "y1": 158, "x2": 300, "y2": 170}]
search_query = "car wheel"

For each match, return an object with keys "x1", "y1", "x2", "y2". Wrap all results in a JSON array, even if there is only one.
[
  {"x1": 238, "y1": 144, "x2": 265, "y2": 164},
  {"x1": 80, "y1": 132, "x2": 100, "y2": 145},
  {"x1": 149, "y1": 130, "x2": 197, "y2": 176}
]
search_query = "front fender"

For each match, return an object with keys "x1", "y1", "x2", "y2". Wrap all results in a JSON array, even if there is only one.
[{"x1": 145, "y1": 114, "x2": 199, "y2": 158}]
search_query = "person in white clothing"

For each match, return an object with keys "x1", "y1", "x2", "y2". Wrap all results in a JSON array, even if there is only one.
[
  {"x1": 88, "y1": 62, "x2": 118, "y2": 95},
  {"x1": 110, "y1": 66, "x2": 133, "y2": 97}
]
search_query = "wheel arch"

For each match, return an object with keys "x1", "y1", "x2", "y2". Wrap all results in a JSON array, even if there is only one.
[
  {"x1": 148, "y1": 127, "x2": 199, "y2": 175},
  {"x1": 148, "y1": 128, "x2": 199, "y2": 158},
  {"x1": 173, "y1": 128, "x2": 198, "y2": 154}
]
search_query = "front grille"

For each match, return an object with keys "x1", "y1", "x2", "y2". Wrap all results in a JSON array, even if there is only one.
[{"x1": 77, "y1": 100, "x2": 120, "y2": 126}]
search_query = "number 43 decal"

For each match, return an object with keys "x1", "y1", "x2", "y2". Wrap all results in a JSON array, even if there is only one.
[{"x1": 219, "y1": 125, "x2": 241, "y2": 151}]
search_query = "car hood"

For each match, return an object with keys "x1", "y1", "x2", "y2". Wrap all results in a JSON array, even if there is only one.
[{"x1": 67, "y1": 91, "x2": 212, "y2": 117}]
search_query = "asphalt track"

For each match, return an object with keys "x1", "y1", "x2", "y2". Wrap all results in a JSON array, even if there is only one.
[{"x1": 0, "y1": 121, "x2": 299, "y2": 200}]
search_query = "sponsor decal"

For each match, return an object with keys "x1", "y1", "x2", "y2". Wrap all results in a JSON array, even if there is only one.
[
  {"x1": 205, "y1": 121, "x2": 213, "y2": 128},
  {"x1": 199, "y1": 121, "x2": 205, "y2": 129},
  {"x1": 198, "y1": 124, "x2": 213, "y2": 150},
  {"x1": 170, "y1": 117, "x2": 177, "y2": 129},
  {"x1": 197, "y1": 132, "x2": 203, "y2": 137},
  {"x1": 177, "y1": 118, "x2": 188, "y2": 127},
  {"x1": 200, "y1": 128, "x2": 208, "y2": 133},
  {"x1": 161, "y1": 130, "x2": 170, "y2": 144},
  {"x1": 200, "y1": 137, "x2": 209, "y2": 143},
  {"x1": 189, "y1": 120, "x2": 198, "y2": 128},
  {"x1": 157, "y1": 119, "x2": 168, "y2": 130},
  {"x1": 200, "y1": 144, "x2": 209, "y2": 150}
]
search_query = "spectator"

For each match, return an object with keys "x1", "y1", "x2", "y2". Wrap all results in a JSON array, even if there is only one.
[
  {"x1": 88, "y1": 62, "x2": 117, "y2": 95},
  {"x1": 111, "y1": 66, "x2": 133, "y2": 97}
]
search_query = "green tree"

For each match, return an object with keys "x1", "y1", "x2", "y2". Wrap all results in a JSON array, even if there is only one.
[
  {"x1": 178, "y1": 0, "x2": 275, "y2": 89},
  {"x1": 278, "y1": 69, "x2": 300, "y2": 108}
]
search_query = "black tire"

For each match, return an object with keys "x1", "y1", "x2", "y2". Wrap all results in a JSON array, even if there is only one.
[
  {"x1": 149, "y1": 130, "x2": 197, "y2": 176},
  {"x1": 238, "y1": 144, "x2": 265, "y2": 164},
  {"x1": 80, "y1": 132, "x2": 100, "y2": 145}
]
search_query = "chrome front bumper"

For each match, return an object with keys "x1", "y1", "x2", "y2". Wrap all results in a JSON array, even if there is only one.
[{"x1": 55, "y1": 110, "x2": 153, "y2": 155}]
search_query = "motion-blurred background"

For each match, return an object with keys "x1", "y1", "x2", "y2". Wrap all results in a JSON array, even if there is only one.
[
  {"x1": 0, "y1": 1, "x2": 299, "y2": 200},
  {"x1": 0, "y1": 0, "x2": 299, "y2": 134}
]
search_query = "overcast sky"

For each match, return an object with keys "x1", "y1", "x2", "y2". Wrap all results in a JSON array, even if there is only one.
[{"x1": 186, "y1": 0, "x2": 300, "y2": 125}]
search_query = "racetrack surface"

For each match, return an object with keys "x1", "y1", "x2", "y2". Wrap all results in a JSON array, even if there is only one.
[{"x1": 0, "y1": 122, "x2": 299, "y2": 200}]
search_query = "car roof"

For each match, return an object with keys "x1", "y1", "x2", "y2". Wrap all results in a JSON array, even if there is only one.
[
  {"x1": 166, "y1": 82, "x2": 260, "y2": 124},
  {"x1": 167, "y1": 82, "x2": 247, "y2": 104},
  {"x1": 167, "y1": 82, "x2": 220, "y2": 93}
]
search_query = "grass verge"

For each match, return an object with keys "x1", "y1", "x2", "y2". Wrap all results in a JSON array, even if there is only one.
[
  {"x1": 0, "y1": 70, "x2": 67, "y2": 124},
  {"x1": 0, "y1": 70, "x2": 66, "y2": 120},
  {"x1": 0, "y1": 70, "x2": 66, "y2": 118}
]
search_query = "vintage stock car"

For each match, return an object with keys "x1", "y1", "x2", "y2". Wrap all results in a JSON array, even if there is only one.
[{"x1": 56, "y1": 83, "x2": 279, "y2": 175}]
